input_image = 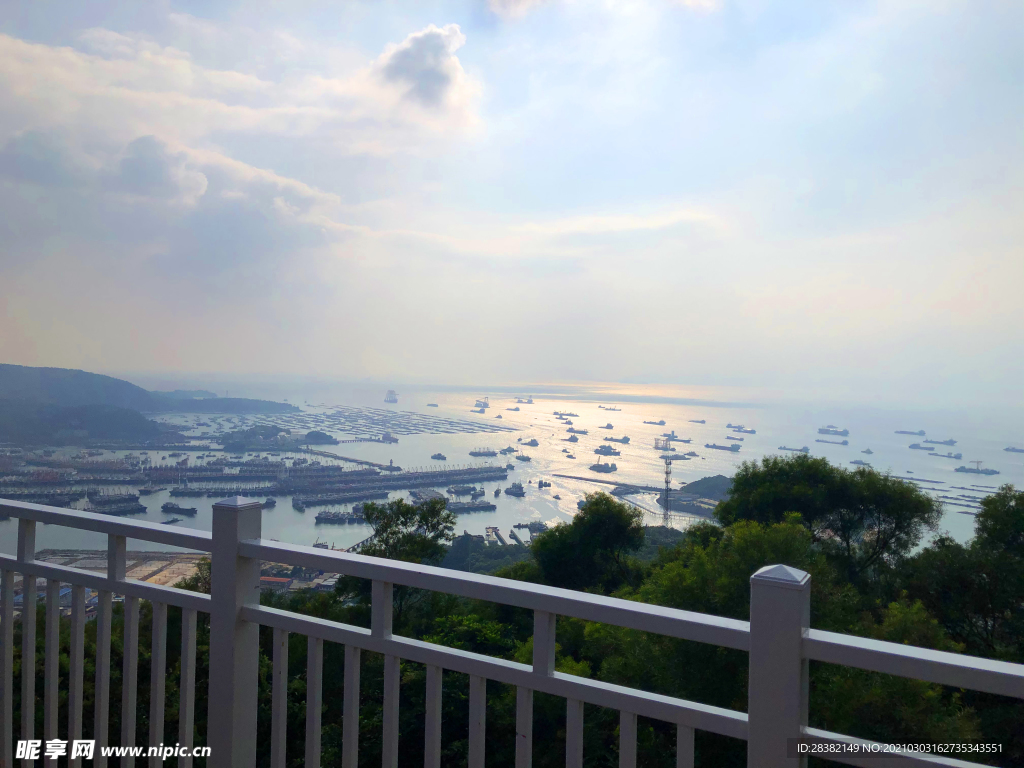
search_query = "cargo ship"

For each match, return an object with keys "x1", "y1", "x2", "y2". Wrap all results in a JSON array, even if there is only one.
[
  {"x1": 515, "y1": 454, "x2": 532, "y2": 462},
  {"x1": 604, "y1": 436, "x2": 630, "y2": 444},
  {"x1": 599, "y1": 406, "x2": 621, "y2": 411},
  {"x1": 507, "y1": 407, "x2": 520, "y2": 411},
  {"x1": 475, "y1": 397, "x2": 490, "y2": 409},
  {"x1": 895, "y1": 430, "x2": 925, "y2": 436},
  {"x1": 929, "y1": 452, "x2": 963, "y2": 460},
  {"x1": 644, "y1": 420, "x2": 666, "y2": 426},
  {"x1": 688, "y1": 419, "x2": 705, "y2": 424},
  {"x1": 449, "y1": 500, "x2": 497, "y2": 513},
  {"x1": 161, "y1": 502, "x2": 197, "y2": 516},
  {"x1": 815, "y1": 439, "x2": 849, "y2": 446},
  {"x1": 705, "y1": 443, "x2": 741, "y2": 452},
  {"x1": 726, "y1": 436, "x2": 744, "y2": 441},
  {"x1": 447, "y1": 485, "x2": 478, "y2": 496},
  {"x1": 1006, "y1": 446, "x2": 1024, "y2": 454},
  {"x1": 567, "y1": 427, "x2": 589, "y2": 435},
  {"x1": 589, "y1": 461, "x2": 618, "y2": 473},
  {"x1": 469, "y1": 448, "x2": 497, "y2": 457},
  {"x1": 431, "y1": 453, "x2": 447, "y2": 460},
  {"x1": 923, "y1": 438, "x2": 957, "y2": 446},
  {"x1": 594, "y1": 445, "x2": 621, "y2": 456},
  {"x1": 779, "y1": 446, "x2": 810, "y2": 453},
  {"x1": 850, "y1": 460, "x2": 872, "y2": 467},
  {"x1": 955, "y1": 465, "x2": 1000, "y2": 476},
  {"x1": 427, "y1": 403, "x2": 438, "y2": 407},
  {"x1": 908, "y1": 444, "x2": 932, "y2": 451},
  {"x1": 818, "y1": 425, "x2": 849, "y2": 436}
]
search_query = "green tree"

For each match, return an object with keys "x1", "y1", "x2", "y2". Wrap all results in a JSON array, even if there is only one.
[
  {"x1": 358, "y1": 497, "x2": 456, "y2": 565},
  {"x1": 529, "y1": 493, "x2": 645, "y2": 592},
  {"x1": 715, "y1": 454, "x2": 940, "y2": 584}
]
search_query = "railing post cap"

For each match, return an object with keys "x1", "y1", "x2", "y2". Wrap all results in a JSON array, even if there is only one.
[
  {"x1": 750, "y1": 564, "x2": 810, "y2": 589},
  {"x1": 212, "y1": 496, "x2": 263, "y2": 512}
]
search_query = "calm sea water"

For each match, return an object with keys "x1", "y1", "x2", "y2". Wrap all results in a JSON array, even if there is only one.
[{"x1": 1, "y1": 383, "x2": 1021, "y2": 556}]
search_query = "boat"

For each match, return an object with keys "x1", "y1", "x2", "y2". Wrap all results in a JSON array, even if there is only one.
[
  {"x1": 553, "y1": 494, "x2": 561, "y2": 500},
  {"x1": 818, "y1": 425, "x2": 849, "y2": 436},
  {"x1": 553, "y1": 411, "x2": 579, "y2": 418},
  {"x1": 726, "y1": 436, "x2": 744, "y2": 441},
  {"x1": 895, "y1": 430, "x2": 926, "y2": 436},
  {"x1": 908, "y1": 444, "x2": 932, "y2": 451},
  {"x1": 475, "y1": 397, "x2": 490, "y2": 409},
  {"x1": 815, "y1": 439, "x2": 849, "y2": 446},
  {"x1": 684, "y1": 451, "x2": 698, "y2": 457},
  {"x1": 955, "y1": 466, "x2": 1000, "y2": 476},
  {"x1": 161, "y1": 502, "x2": 197, "y2": 516},
  {"x1": 594, "y1": 445, "x2": 620, "y2": 456},
  {"x1": 705, "y1": 443, "x2": 741, "y2": 452},
  {"x1": 688, "y1": 419, "x2": 705, "y2": 424},
  {"x1": 564, "y1": 434, "x2": 579, "y2": 443},
  {"x1": 589, "y1": 462, "x2": 618, "y2": 473},
  {"x1": 862, "y1": 448, "x2": 874, "y2": 455},
  {"x1": 494, "y1": 488, "x2": 501, "y2": 497},
  {"x1": 566, "y1": 454, "x2": 576, "y2": 459},
  {"x1": 431, "y1": 453, "x2": 447, "y2": 461},
  {"x1": 471, "y1": 408, "x2": 486, "y2": 414},
  {"x1": 923, "y1": 438, "x2": 957, "y2": 446},
  {"x1": 779, "y1": 446, "x2": 810, "y2": 453},
  {"x1": 506, "y1": 462, "x2": 516, "y2": 470},
  {"x1": 448, "y1": 485, "x2": 478, "y2": 496},
  {"x1": 469, "y1": 448, "x2": 497, "y2": 457},
  {"x1": 262, "y1": 498, "x2": 277, "y2": 508},
  {"x1": 448, "y1": 501, "x2": 497, "y2": 513},
  {"x1": 929, "y1": 452, "x2": 963, "y2": 460},
  {"x1": 604, "y1": 435, "x2": 630, "y2": 444},
  {"x1": 161, "y1": 518, "x2": 182, "y2": 525},
  {"x1": 516, "y1": 397, "x2": 534, "y2": 404},
  {"x1": 662, "y1": 454, "x2": 689, "y2": 460},
  {"x1": 384, "y1": 390, "x2": 399, "y2": 403},
  {"x1": 292, "y1": 500, "x2": 306, "y2": 511},
  {"x1": 505, "y1": 482, "x2": 526, "y2": 497},
  {"x1": 1005, "y1": 447, "x2": 1024, "y2": 454},
  {"x1": 427, "y1": 403, "x2": 438, "y2": 407},
  {"x1": 521, "y1": 439, "x2": 539, "y2": 447},
  {"x1": 643, "y1": 420, "x2": 666, "y2": 426},
  {"x1": 538, "y1": 480, "x2": 551, "y2": 488},
  {"x1": 850, "y1": 460, "x2": 871, "y2": 467},
  {"x1": 495, "y1": 415, "x2": 503, "y2": 419},
  {"x1": 515, "y1": 454, "x2": 532, "y2": 462},
  {"x1": 471, "y1": 489, "x2": 486, "y2": 499},
  {"x1": 600, "y1": 423, "x2": 613, "y2": 429},
  {"x1": 732, "y1": 427, "x2": 756, "y2": 434},
  {"x1": 566, "y1": 427, "x2": 588, "y2": 435},
  {"x1": 599, "y1": 406, "x2": 621, "y2": 411},
  {"x1": 507, "y1": 407, "x2": 520, "y2": 411}
]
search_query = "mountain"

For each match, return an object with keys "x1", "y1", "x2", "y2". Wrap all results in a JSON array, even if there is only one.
[
  {"x1": 0, "y1": 364, "x2": 157, "y2": 410},
  {"x1": 0, "y1": 400, "x2": 166, "y2": 445},
  {"x1": 0, "y1": 365, "x2": 297, "y2": 414},
  {"x1": 678, "y1": 474, "x2": 733, "y2": 501}
]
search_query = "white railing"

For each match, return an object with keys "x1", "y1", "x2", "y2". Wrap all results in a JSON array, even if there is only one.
[{"x1": 0, "y1": 496, "x2": 1022, "y2": 768}]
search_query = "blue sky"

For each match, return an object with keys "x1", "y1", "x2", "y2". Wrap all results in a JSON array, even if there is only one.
[{"x1": 0, "y1": 0, "x2": 1021, "y2": 406}]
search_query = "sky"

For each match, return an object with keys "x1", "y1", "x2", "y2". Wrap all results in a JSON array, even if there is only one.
[{"x1": 0, "y1": 0, "x2": 1021, "y2": 408}]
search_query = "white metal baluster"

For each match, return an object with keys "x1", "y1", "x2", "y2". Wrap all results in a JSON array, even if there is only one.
[
  {"x1": 515, "y1": 687, "x2": 533, "y2": 768},
  {"x1": 43, "y1": 580, "x2": 59, "y2": 768},
  {"x1": 424, "y1": 665, "x2": 442, "y2": 768},
  {"x1": 18, "y1": 519, "x2": 37, "y2": 767},
  {"x1": 468, "y1": 675, "x2": 486, "y2": 768},
  {"x1": 619, "y1": 712, "x2": 637, "y2": 768},
  {"x1": 565, "y1": 699, "x2": 583, "y2": 768},
  {"x1": 148, "y1": 602, "x2": 167, "y2": 767},
  {"x1": 342, "y1": 645, "x2": 360, "y2": 768},
  {"x1": 372, "y1": 580, "x2": 399, "y2": 768},
  {"x1": 178, "y1": 609, "x2": 197, "y2": 768},
  {"x1": 93, "y1": 591, "x2": 112, "y2": 766},
  {"x1": 0, "y1": 568, "x2": 13, "y2": 767},
  {"x1": 383, "y1": 654, "x2": 400, "y2": 768},
  {"x1": 677, "y1": 724, "x2": 695, "y2": 768},
  {"x1": 271, "y1": 628, "x2": 288, "y2": 768},
  {"x1": 305, "y1": 636, "x2": 323, "y2": 768},
  {"x1": 121, "y1": 595, "x2": 140, "y2": 768},
  {"x1": 68, "y1": 585, "x2": 86, "y2": 768}
]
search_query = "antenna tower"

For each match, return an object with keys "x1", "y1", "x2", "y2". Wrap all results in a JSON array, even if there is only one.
[{"x1": 663, "y1": 457, "x2": 672, "y2": 525}]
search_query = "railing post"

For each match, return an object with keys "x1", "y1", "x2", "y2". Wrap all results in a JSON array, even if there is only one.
[
  {"x1": 747, "y1": 565, "x2": 810, "y2": 768},
  {"x1": 208, "y1": 496, "x2": 263, "y2": 767}
]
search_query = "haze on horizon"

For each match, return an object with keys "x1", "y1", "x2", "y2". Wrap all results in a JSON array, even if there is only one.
[{"x1": 1, "y1": 0, "x2": 1021, "y2": 409}]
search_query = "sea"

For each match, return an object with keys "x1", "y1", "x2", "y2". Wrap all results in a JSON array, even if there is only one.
[{"x1": 1, "y1": 382, "x2": 1021, "y2": 556}]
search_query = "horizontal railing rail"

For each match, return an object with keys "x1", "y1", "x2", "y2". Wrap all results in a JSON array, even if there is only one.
[
  {"x1": 0, "y1": 496, "x2": 1021, "y2": 768},
  {"x1": 243, "y1": 538, "x2": 752, "y2": 649}
]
